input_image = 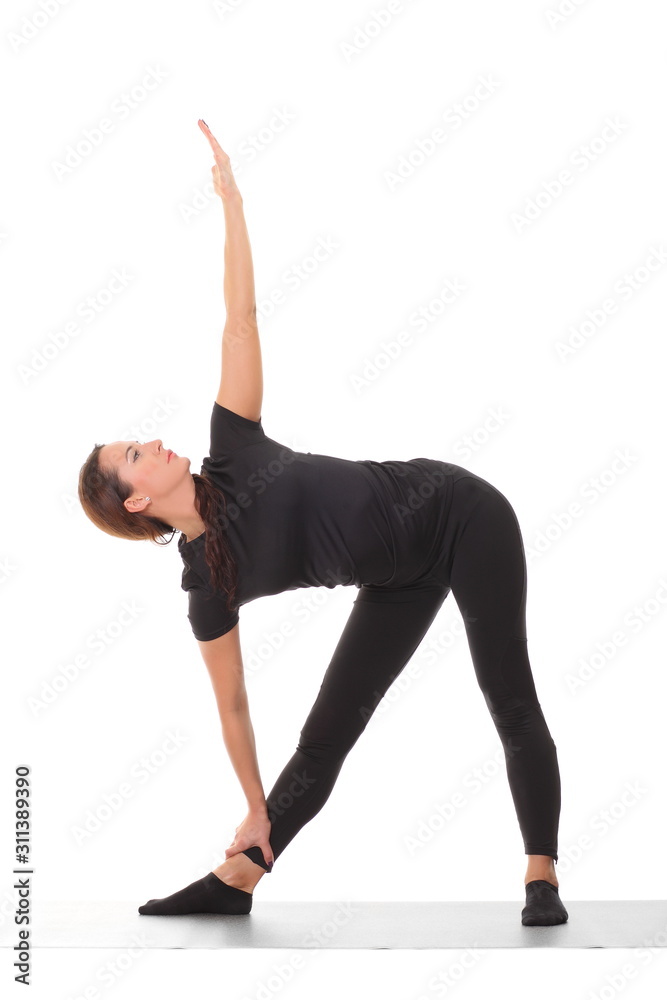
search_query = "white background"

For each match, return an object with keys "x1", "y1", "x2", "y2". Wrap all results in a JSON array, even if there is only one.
[{"x1": 2, "y1": 0, "x2": 666, "y2": 995}]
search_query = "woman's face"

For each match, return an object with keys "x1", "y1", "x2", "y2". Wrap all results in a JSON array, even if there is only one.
[{"x1": 99, "y1": 438, "x2": 190, "y2": 511}]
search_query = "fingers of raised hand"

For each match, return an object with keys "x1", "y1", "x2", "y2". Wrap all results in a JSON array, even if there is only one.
[{"x1": 198, "y1": 119, "x2": 229, "y2": 162}]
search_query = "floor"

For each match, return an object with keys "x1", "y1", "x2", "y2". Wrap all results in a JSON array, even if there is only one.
[{"x1": 3, "y1": 900, "x2": 666, "y2": 950}]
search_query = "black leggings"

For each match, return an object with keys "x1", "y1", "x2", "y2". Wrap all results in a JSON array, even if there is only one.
[{"x1": 242, "y1": 471, "x2": 561, "y2": 872}]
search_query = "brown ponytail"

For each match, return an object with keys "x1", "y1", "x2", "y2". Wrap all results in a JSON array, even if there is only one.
[{"x1": 190, "y1": 471, "x2": 239, "y2": 610}]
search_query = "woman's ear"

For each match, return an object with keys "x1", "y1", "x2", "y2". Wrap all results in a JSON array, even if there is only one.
[{"x1": 124, "y1": 495, "x2": 151, "y2": 513}]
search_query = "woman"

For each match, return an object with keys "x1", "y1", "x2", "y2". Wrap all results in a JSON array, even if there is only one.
[{"x1": 77, "y1": 120, "x2": 567, "y2": 927}]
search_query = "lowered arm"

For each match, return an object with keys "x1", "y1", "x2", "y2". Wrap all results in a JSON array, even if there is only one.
[{"x1": 197, "y1": 623, "x2": 268, "y2": 813}]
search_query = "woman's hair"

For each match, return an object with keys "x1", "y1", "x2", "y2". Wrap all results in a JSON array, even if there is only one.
[{"x1": 77, "y1": 445, "x2": 238, "y2": 611}]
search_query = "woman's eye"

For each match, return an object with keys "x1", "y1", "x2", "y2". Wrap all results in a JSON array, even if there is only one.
[{"x1": 133, "y1": 449, "x2": 139, "y2": 461}]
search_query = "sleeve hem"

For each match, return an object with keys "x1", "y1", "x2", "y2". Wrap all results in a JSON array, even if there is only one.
[
  {"x1": 213, "y1": 401, "x2": 262, "y2": 427},
  {"x1": 190, "y1": 616, "x2": 239, "y2": 642}
]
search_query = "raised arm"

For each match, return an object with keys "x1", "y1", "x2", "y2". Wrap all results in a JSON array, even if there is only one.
[{"x1": 198, "y1": 119, "x2": 263, "y2": 423}]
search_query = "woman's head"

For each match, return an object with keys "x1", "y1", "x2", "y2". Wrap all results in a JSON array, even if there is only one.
[
  {"x1": 78, "y1": 438, "x2": 187, "y2": 543},
  {"x1": 78, "y1": 436, "x2": 239, "y2": 609}
]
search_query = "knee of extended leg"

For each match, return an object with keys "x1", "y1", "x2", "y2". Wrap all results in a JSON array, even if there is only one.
[
  {"x1": 297, "y1": 729, "x2": 345, "y2": 765},
  {"x1": 481, "y1": 687, "x2": 535, "y2": 724}
]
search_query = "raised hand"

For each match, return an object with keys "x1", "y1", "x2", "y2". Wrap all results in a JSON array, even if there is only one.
[{"x1": 198, "y1": 119, "x2": 241, "y2": 202}]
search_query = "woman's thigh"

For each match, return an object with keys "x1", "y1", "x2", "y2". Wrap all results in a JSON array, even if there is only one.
[
  {"x1": 298, "y1": 580, "x2": 451, "y2": 757},
  {"x1": 445, "y1": 478, "x2": 543, "y2": 710}
]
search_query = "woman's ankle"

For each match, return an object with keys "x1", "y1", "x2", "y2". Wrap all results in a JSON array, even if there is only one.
[
  {"x1": 524, "y1": 854, "x2": 558, "y2": 887},
  {"x1": 213, "y1": 854, "x2": 265, "y2": 893}
]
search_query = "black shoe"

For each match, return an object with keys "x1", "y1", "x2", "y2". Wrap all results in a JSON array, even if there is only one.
[
  {"x1": 521, "y1": 879, "x2": 568, "y2": 925},
  {"x1": 138, "y1": 872, "x2": 253, "y2": 915}
]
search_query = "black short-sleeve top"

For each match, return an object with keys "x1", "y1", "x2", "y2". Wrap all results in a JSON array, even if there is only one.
[{"x1": 178, "y1": 403, "x2": 454, "y2": 641}]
